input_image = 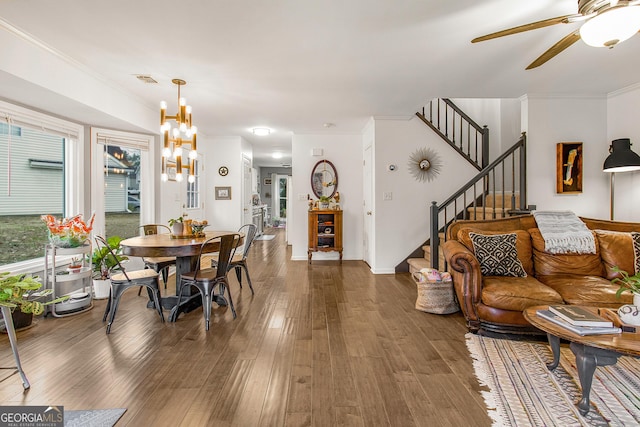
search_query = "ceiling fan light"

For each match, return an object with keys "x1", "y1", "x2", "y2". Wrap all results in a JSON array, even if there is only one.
[{"x1": 580, "y1": 6, "x2": 640, "y2": 47}]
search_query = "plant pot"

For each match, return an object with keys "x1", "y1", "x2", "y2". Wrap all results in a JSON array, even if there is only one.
[
  {"x1": 171, "y1": 223, "x2": 184, "y2": 236},
  {"x1": 93, "y1": 279, "x2": 111, "y2": 300},
  {"x1": 10, "y1": 310, "x2": 33, "y2": 330}
]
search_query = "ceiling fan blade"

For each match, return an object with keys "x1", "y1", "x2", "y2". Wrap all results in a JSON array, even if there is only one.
[
  {"x1": 526, "y1": 30, "x2": 581, "y2": 70},
  {"x1": 472, "y1": 14, "x2": 578, "y2": 43}
]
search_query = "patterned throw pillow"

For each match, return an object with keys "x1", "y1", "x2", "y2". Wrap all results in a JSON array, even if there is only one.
[
  {"x1": 632, "y1": 232, "x2": 640, "y2": 274},
  {"x1": 469, "y1": 232, "x2": 527, "y2": 277}
]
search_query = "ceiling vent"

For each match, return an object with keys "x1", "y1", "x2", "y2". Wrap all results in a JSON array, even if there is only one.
[
  {"x1": 135, "y1": 75, "x2": 158, "y2": 84},
  {"x1": 281, "y1": 163, "x2": 291, "y2": 168}
]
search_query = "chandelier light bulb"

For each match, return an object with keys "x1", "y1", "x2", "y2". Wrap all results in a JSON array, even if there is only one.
[
  {"x1": 162, "y1": 147, "x2": 172, "y2": 158},
  {"x1": 580, "y1": 6, "x2": 640, "y2": 47},
  {"x1": 176, "y1": 172, "x2": 183, "y2": 182},
  {"x1": 160, "y1": 101, "x2": 167, "y2": 110},
  {"x1": 191, "y1": 126, "x2": 198, "y2": 134},
  {"x1": 180, "y1": 122, "x2": 187, "y2": 132},
  {"x1": 174, "y1": 146, "x2": 183, "y2": 158},
  {"x1": 186, "y1": 105, "x2": 192, "y2": 114},
  {"x1": 188, "y1": 174, "x2": 195, "y2": 183},
  {"x1": 179, "y1": 97, "x2": 186, "y2": 106},
  {"x1": 172, "y1": 128, "x2": 180, "y2": 138},
  {"x1": 189, "y1": 150, "x2": 198, "y2": 159}
]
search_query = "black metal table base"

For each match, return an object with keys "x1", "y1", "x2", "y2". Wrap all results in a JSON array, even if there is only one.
[{"x1": 545, "y1": 333, "x2": 621, "y2": 415}]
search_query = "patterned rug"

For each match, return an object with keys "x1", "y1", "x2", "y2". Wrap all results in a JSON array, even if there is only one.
[
  {"x1": 255, "y1": 234, "x2": 275, "y2": 241},
  {"x1": 466, "y1": 334, "x2": 640, "y2": 426},
  {"x1": 65, "y1": 408, "x2": 126, "y2": 427}
]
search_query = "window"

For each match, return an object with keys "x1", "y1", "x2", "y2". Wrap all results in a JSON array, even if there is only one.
[
  {"x1": 186, "y1": 159, "x2": 200, "y2": 209},
  {"x1": 0, "y1": 100, "x2": 84, "y2": 271},
  {"x1": 91, "y1": 128, "x2": 155, "y2": 240}
]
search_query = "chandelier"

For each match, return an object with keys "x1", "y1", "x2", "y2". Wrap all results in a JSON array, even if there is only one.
[{"x1": 160, "y1": 78, "x2": 198, "y2": 182}]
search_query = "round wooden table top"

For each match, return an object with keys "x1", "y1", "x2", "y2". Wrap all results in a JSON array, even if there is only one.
[
  {"x1": 524, "y1": 306, "x2": 640, "y2": 357},
  {"x1": 120, "y1": 230, "x2": 240, "y2": 258}
]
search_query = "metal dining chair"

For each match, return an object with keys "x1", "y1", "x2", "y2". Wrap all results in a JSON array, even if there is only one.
[
  {"x1": 176, "y1": 233, "x2": 241, "y2": 330},
  {"x1": 137, "y1": 224, "x2": 176, "y2": 293},
  {"x1": 211, "y1": 223, "x2": 257, "y2": 294},
  {"x1": 95, "y1": 235, "x2": 165, "y2": 334}
]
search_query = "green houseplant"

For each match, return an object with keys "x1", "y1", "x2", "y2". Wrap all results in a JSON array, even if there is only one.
[
  {"x1": 90, "y1": 236, "x2": 127, "y2": 300},
  {"x1": 168, "y1": 217, "x2": 184, "y2": 235},
  {"x1": 90, "y1": 235, "x2": 128, "y2": 280},
  {"x1": 612, "y1": 267, "x2": 640, "y2": 306},
  {"x1": 0, "y1": 272, "x2": 69, "y2": 327},
  {"x1": 319, "y1": 195, "x2": 331, "y2": 209}
]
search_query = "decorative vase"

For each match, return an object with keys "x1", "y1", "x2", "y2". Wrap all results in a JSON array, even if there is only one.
[
  {"x1": 93, "y1": 279, "x2": 111, "y2": 300},
  {"x1": 634, "y1": 293, "x2": 640, "y2": 307}
]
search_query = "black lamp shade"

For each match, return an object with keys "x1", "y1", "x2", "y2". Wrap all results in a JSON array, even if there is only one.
[{"x1": 603, "y1": 138, "x2": 640, "y2": 172}]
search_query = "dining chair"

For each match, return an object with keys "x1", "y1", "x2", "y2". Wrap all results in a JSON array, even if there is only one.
[
  {"x1": 211, "y1": 223, "x2": 257, "y2": 294},
  {"x1": 95, "y1": 236, "x2": 165, "y2": 334},
  {"x1": 177, "y1": 233, "x2": 241, "y2": 330},
  {"x1": 137, "y1": 224, "x2": 176, "y2": 292}
]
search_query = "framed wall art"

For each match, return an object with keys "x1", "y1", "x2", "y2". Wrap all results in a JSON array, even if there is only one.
[
  {"x1": 556, "y1": 142, "x2": 583, "y2": 194},
  {"x1": 166, "y1": 161, "x2": 177, "y2": 182},
  {"x1": 215, "y1": 186, "x2": 232, "y2": 200}
]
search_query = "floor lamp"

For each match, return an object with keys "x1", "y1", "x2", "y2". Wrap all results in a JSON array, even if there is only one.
[{"x1": 603, "y1": 138, "x2": 640, "y2": 220}]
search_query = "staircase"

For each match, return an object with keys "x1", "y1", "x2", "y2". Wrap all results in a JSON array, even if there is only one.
[
  {"x1": 406, "y1": 193, "x2": 521, "y2": 284},
  {"x1": 402, "y1": 98, "x2": 528, "y2": 280}
]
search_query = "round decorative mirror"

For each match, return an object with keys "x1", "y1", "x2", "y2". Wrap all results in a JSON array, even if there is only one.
[{"x1": 311, "y1": 159, "x2": 338, "y2": 198}]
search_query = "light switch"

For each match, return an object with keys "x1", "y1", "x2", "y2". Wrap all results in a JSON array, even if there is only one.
[
  {"x1": 383, "y1": 192, "x2": 392, "y2": 201},
  {"x1": 298, "y1": 193, "x2": 308, "y2": 201}
]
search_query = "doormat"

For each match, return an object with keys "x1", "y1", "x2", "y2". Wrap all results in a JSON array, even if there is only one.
[
  {"x1": 466, "y1": 333, "x2": 640, "y2": 426},
  {"x1": 255, "y1": 235, "x2": 275, "y2": 241},
  {"x1": 65, "y1": 408, "x2": 127, "y2": 427}
]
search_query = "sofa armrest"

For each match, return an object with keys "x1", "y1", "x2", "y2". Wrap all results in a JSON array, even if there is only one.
[{"x1": 442, "y1": 240, "x2": 483, "y2": 323}]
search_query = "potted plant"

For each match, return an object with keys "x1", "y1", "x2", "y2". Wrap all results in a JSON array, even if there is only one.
[
  {"x1": 0, "y1": 272, "x2": 69, "y2": 329},
  {"x1": 67, "y1": 257, "x2": 83, "y2": 274},
  {"x1": 168, "y1": 217, "x2": 184, "y2": 236},
  {"x1": 319, "y1": 195, "x2": 331, "y2": 209},
  {"x1": 90, "y1": 236, "x2": 127, "y2": 299},
  {"x1": 612, "y1": 267, "x2": 640, "y2": 307}
]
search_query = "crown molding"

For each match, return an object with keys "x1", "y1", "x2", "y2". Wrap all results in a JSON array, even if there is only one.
[{"x1": 607, "y1": 82, "x2": 640, "y2": 98}]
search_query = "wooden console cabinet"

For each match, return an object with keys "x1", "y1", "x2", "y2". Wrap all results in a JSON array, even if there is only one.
[{"x1": 308, "y1": 209, "x2": 343, "y2": 263}]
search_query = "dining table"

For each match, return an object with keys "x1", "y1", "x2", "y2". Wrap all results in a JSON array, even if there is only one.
[{"x1": 120, "y1": 230, "x2": 242, "y2": 322}]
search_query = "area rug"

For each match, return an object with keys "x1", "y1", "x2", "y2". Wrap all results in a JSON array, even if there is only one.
[
  {"x1": 65, "y1": 408, "x2": 126, "y2": 427},
  {"x1": 255, "y1": 234, "x2": 275, "y2": 241},
  {"x1": 466, "y1": 333, "x2": 640, "y2": 426}
]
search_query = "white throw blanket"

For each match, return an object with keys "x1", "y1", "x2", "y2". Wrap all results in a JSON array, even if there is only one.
[{"x1": 532, "y1": 210, "x2": 596, "y2": 254}]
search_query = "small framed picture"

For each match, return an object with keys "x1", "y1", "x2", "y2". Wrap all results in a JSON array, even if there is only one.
[
  {"x1": 556, "y1": 142, "x2": 583, "y2": 194},
  {"x1": 215, "y1": 186, "x2": 232, "y2": 200},
  {"x1": 166, "y1": 161, "x2": 177, "y2": 182},
  {"x1": 264, "y1": 178, "x2": 272, "y2": 186}
]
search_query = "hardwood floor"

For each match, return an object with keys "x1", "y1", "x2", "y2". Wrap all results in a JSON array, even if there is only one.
[{"x1": 0, "y1": 228, "x2": 491, "y2": 426}]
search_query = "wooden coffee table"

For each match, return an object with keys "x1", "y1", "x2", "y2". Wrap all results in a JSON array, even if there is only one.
[{"x1": 524, "y1": 305, "x2": 640, "y2": 415}]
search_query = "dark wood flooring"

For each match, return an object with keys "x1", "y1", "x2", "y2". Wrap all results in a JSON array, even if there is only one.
[{"x1": 0, "y1": 228, "x2": 491, "y2": 426}]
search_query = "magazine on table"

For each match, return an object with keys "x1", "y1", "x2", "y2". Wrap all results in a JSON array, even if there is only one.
[
  {"x1": 536, "y1": 310, "x2": 621, "y2": 336},
  {"x1": 548, "y1": 305, "x2": 614, "y2": 327}
]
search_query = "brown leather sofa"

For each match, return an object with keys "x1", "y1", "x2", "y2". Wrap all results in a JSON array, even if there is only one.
[{"x1": 442, "y1": 214, "x2": 640, "y2": 335}]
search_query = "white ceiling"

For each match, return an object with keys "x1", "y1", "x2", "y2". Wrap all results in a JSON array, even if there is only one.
[{"x1": 1, "y1": 0, "x2": 639, "y2": 166}]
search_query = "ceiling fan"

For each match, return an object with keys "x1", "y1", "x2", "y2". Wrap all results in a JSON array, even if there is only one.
[{"x1": 472, "y1": 0, "x2": 640, "y2": 69}]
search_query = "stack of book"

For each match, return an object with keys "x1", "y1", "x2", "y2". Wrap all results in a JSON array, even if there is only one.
[{"x1": 536, "y1": 305, "x2": 622, "y2": 336}]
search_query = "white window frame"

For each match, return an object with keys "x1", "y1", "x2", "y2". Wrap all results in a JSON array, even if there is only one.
[
  {"x1": 0, "y1": 100, "x2": 85, "y2": 274},
  {"x1": 91, "y1": 127, "x2": 155, "y2": 238}
]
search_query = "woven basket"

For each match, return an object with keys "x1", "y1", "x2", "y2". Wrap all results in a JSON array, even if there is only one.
[{"x1": 413, "y1": 272, "x2": 459, "y2": 314}]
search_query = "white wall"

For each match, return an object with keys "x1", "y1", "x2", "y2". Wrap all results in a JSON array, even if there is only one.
[
  {"x1": 521, "y1": 95, "x2": 609, "y2": 219},
  {"x1": 291, "y1": 134, "x2": 363, "y2": 261},
  {"x1": 372, "y1": 117, "x2": 478, "y2": 273},
  {"x1": 198, "y1": 136, "x2": 248, "y2": 231},
  {"x1": 607, "y1": 84, "x2": 640, "y2": 221}
]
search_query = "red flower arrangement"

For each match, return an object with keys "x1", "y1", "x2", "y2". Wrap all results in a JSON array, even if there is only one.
[{"x1": 41, "y1": 213, "x2": 95, "y2": 248}]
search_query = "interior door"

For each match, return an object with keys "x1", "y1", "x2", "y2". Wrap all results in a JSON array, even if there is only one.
[
  {"x1": 363, "y1": 144, "x2": 373, "y2": 266},
  {"x1": 180, "y1": 154, "x2": 205, "y2": 222},
  {"x1": 286, "y1": 176, "x2": 292, "y2": 244}
]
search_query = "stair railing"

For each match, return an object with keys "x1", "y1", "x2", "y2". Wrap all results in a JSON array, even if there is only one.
[
  {"x1": 429, "y1": 132, "x2": 527, "y2": 269},
  {"x1": 416, "y1": 98, "x2": 489, "y2": 170}
]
